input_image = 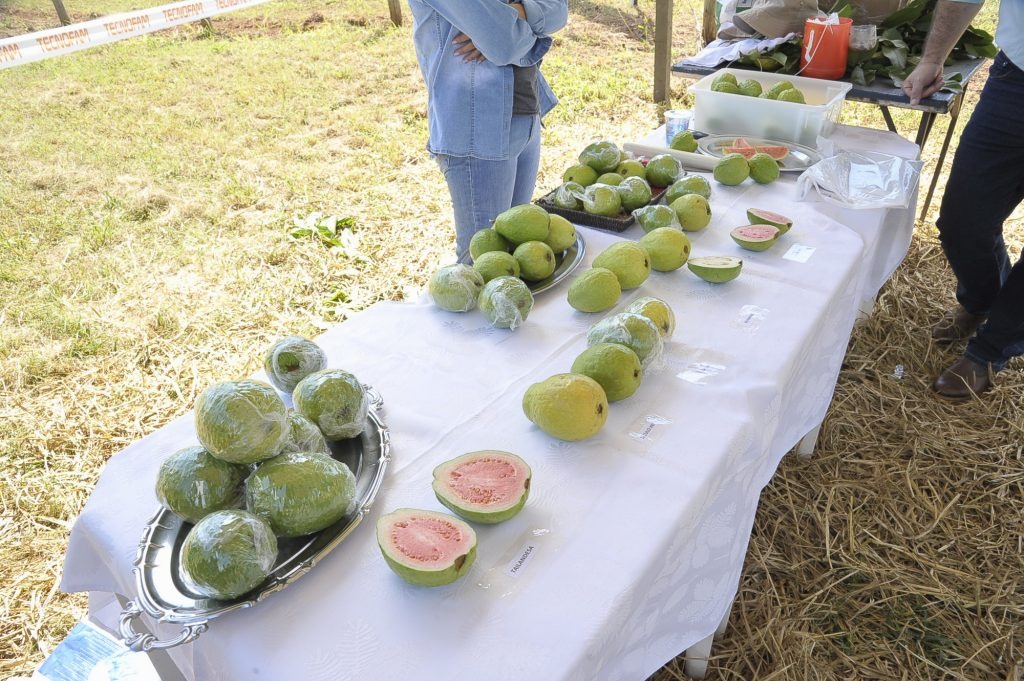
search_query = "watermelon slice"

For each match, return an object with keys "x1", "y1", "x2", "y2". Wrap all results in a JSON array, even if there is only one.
[
  {"x1": 724, "y1": 146, "x2": 757, "y2": 159},
  {"x1": 754, "y1": 145, "x2": 789, "y2": 160}
]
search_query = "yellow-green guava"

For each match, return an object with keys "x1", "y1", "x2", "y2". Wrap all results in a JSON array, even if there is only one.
[
  {"x1": 544, "y1": 214, "x2": 577, "y2": 253},
  {"x1": 579, "y1": 140, "x2": 623, "y2": 174},
  {"x1": 581, "y1": 184, "x2": 622, "y2": 217},
  {"x1": 432, "y1": 451, "x2": 531, "y2": 524},
  {"x1": 617, "y1": 176, "x2": 653, "y2": 211},
  {"x1": 714, "y1": 153, "x2": 750, "y2": 186},
  {"x1": 522, "y1": 373, "x2": 608, "y2": 441},
  {"x1": 246, "y1": 451, "x2": 358, "y2": 537},
  {"x1": 429, "y1": 263, "x2": 485, "y2": 312},
  {"x1": 670, "y1": 194, "x2": 712, "y2": 232},
  {"x1": 494, "y1": 204, "x2": 550, "y2": 245},
  {"x1": 777, "y1": 87, "x2": 806, "y2": 104},
  {"x1": 194, "y1": 380, "x2": 288, "y2": 465},
  {"x1": 670, "y1": 130, "x2": 698, "y2": 152},
  {"x1": 730, "y1": 225, "x2": 780, "y2": 251},
  {"x1": 747, "y1": 208, "x2": 793, "y2": 234},
  {"x1": 553, "y1": 182, "x2": 584, "y2": 210},
  {"x1": 616, "y1": 159, "x2": 647, "y2": 178},
  {"x1": 747, "y1": 153, "x2": 780, "y2": 184},
  {"x1": 377, "y1": 509, "x2": 477, "y2": 587},
  {"x1": 712, "y1": 72, "x2": 738, "y2": 87},
  {"x1": 473, "y1": 250, "x2": 521, "y2": 283},
  {"x1": 738, "y1": 78, "x2": 763, "y2": 97},
  {"x1": 592, "y1": 242, "x2": 651, "y2": 290},
  {"x1": 639, "y1": 227, "x2": 691, "y2": 272},
  {"x1": 625, "y1": 296, "x2": 676, "y2": 338},
  {"x1": 155, "y1": 445, "x2": 248, "y2": 524},
  {"x1": 469, "y1": 228, "x2": 510, "y2": 261},
  {"x1": 665, "y1": 175, "x2": 712, "y2": 205},
  {"x1": 595, "y1": 172, "x2": 624, "y2": 187},
  {"x1": 567, "y1": 267, "x2": 621, "y2": 313},
  {"x1": 478, "y1": 276, "x2": 534, "y2": 329},
  {"x1": 712, "y1": 81, "x2": 742, "y2": 94},
  {"x1": 293, "y1": 369, "x2": 368, "y2": 440},
  {"x1": 280, "y1": 410, "x2": 330, "y2": 455},
  {"x1": 263, "y1": 336, "x2": 327, "y2": 393},
  {"x1": 513, "y1": 241, "x2": 556, "y2": 282},
  {"x1": 562, "y1": 164, "x2": 599, "y2": 187},
  {"x1": 765, "y1": 80, "x2": 795, "y2": 99},
  {"x1": 644, "y1": 154, "x2": 683, "y2": 187},
  {"x1": 180, "y1": 509, "x2": 278, "y2": 600},
  {"x1": 571, "y1": 342, "x2": 643, "y2": 402},
  {"x1": 635, "y1": 204, "x2": 681, "y2": 233},
  {"x1": 586, "y1": 312, "x2": 664, "y2": 367}
]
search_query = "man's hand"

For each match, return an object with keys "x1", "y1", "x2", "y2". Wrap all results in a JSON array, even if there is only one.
[
  {"x1": 902, "y1": 60, "x2": 946, "y2": 105},
  {"x1": 453, "y1": 33, "x2": 486, "y2": 62}
]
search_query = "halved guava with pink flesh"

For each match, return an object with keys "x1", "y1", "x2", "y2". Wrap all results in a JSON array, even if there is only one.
[
  {"x1": 746, "y1": 208, "x2": 793, "y2": 234},
  {"x1": 731, "y1": 225, "x2": 780, "y2": 252},
  {"x1": 432, "y1": 451, "x2": 531, "y2": 524},
  {"x1": 376, "y1": 509, "x2": 477, "y2": 587}
]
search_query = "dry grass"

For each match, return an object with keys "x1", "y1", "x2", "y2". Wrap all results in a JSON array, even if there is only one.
[{"x1": 1, "y1": 0, "x2": 1021, "y2": 679}]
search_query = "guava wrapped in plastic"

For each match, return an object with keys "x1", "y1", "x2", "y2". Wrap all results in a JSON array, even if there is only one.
[
  {"x1": 280, "y1": 410, "x2": 330, "y2": 456},
  {"x1": 579, "y1": 184, "x2": 622, "y2": 217},
  {"x1": 263, "y1": 336, "x2": 327, "y2": 393},
  {"x1": 429, "y1": 264, "x2": 485, "y2": 312},
  {"x1": 578, "y1": 140, "x2": 623, "y2": 174},
  {"x1": 586, "y1": 312, "x2": 665, "y2": 369},
  {"x1": 552, "y1": 182, "x2": 583, "y2": 210},
  {"x1": 194, "y1": 380, "x2": 289, "y2": 465},
  {"x1": 625, "y1": 296, "x2": 676, "y2": 339},
  {"x1": 633, "y1": 204, "x2": 682, "y2": 233},
  {"x1": 478, "y1": 276, "x2": 534, "y2": 330},
  {"x1": 246, "y1": 452, "x2": 358, "y2": 537},
  {"x1": 293, "y1": 369, "x2": 369, "y2": 440},
  {"x1": 155, "y1": 446, "x2": 248, "y2": 524},
  {"x1": 180, "y1": 509, "x2": 278, "y2": 600}
]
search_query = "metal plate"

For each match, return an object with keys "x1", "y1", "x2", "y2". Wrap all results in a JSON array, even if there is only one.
[
  {"x1": 528, "y1": 232, "x2": 585, "y2": 295},
  {"x1": 121, "y1": 388, "x2": 390, "y2": 648},
  {"x1": 696, "y1": 135, "x2": 822, "y2": 172}
]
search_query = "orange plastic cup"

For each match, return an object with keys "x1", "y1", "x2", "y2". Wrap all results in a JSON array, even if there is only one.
[{"x1": 800, "y1": 17, "x2": 852, "y2": 80}]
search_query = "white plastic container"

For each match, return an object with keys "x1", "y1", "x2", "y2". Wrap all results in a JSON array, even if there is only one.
[{"x1": 688, "y1": 68, "x2": 852, "y2": 147}]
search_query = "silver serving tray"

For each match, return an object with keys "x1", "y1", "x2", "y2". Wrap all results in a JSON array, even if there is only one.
[
  {"x1": 528, "y1": 233, "x2": 585, "y2": 296},
  {"x1": 119, "y1": 387, "x2": 391, "y2": 652},
  {"x1": 696, "y1": 134, "x2": 822, "y2": 172}
]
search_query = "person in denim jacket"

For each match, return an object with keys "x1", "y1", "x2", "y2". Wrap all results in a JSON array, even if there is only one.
[
  {"x1": 903, "y1": 0, "x2": 1024, "y2": 398},
  {"x1": 408, "y1": 0, "x2": 569, "y2": 263}
]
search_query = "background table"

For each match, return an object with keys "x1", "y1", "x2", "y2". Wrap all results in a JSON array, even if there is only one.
[{"x1": 63, "y1": 125, "x2": 918, "y2": 681}]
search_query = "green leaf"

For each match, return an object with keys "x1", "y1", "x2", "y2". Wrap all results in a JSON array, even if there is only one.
[
  {"x1": 882, "y1": 45, "x2": 908, "y2": 70},
  {"x1": 880, "y1": 0, "x2": 930, "y2": 29},
  {"x1": 851, "y1": 65, "x2": 867, "y2": 86}
]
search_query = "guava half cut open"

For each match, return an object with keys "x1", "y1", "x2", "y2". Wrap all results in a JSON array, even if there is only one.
[
  {"x1": 432, "y1": 451, "x2": 532, "y2": 524},
  {"x1": 376, "y1": 509, "x2": 477, "y2": 587}
]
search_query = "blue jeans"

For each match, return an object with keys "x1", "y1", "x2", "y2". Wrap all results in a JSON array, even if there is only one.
[
  {"x1": 435, "y1": 114, "x2": 541, "y2": 263},
  {"x1": 937, "y1": 51, "x2": 1024, "y2": 370}
]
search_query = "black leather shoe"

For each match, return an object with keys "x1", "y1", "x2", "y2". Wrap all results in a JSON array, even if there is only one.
[
  {"x1": 931, "y1": 305, "x2": 986, "y2": 342},
  {"x1": 932, "y1": 357, "x2": 994, "y2": 399}
]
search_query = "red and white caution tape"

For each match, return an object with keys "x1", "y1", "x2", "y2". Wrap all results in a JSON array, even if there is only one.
[{"x1": 0, "y1": 0, "x2": 273, "y2": 70}]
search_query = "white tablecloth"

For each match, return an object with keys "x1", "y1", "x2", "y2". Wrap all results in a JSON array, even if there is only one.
[{"x1": 62, "y1": 125, "x2": 917, "y2": 681}]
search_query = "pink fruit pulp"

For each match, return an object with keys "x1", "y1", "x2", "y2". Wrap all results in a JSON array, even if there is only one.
[{"x1": 388, "y1": 514, "x2": 474, "y2": 566}]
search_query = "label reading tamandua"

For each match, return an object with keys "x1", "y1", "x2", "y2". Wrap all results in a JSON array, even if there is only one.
[
  {"x1": 504, "y1": 543, "x2": 539, "y2": 578},
  {"x1": 783, "y1": 244, "x2": 816, "y2": 263}
]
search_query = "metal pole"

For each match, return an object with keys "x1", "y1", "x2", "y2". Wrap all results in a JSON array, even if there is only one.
[{"x1": 52, "y1": 0, "x2": 72, "y2": 25}]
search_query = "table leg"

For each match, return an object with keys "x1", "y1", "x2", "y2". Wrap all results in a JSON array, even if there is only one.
[
  {"x1": 879, "y1": 106, "x2": 898, "y2": 134},
  {"x1": 797, "y1": 422, "x2": 822, "y2": 459},
  {"x1": 914, "y1": 112, "x2": 936, "y2": 149},
  {"x1": 714, "y1": 599, "x2": 734, "y2": 638},
  {"x1": 683, "y1": 631, "x2": 714, "y2": 679},
  {"x1": 919, "y1": 90, "x2": 967, "y2": 220}
]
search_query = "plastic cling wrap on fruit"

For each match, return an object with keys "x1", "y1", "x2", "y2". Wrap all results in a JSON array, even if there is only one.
[
  {"x1": 797, "y1": 142, "x2": 922, "y2": 210},
  {"x1": 281, "y1": 411, "x2": 330, "y2": 455},
  {"x1": 479, "y1": 276, "x2": 535, "y2": 330},
  {"x1": 586, "y1": 312, "x2": 665, "y2": 371},
  {"x1": 577, "y1": 183, "x2": 623, "y2": 218},
  {"x1": 194, "y1": 380, "x2": 289, "y2": 465},
  {"x1": 429, "y1": 263, "x2": 485, "y2": 312},
  {"x1": 293, "y1": 369, "x2": 369, "y2": 440},
  {"x1": 263, "y1": 336, "x2": 327, "y2": 393},
  {"x1": 632, "y1": 205, "x2": 683, "y2": 232},
  {"x1": 246, "y1": 451, "x2": 358, "y2": 537},
  {"x1": 155, "y1": 446, "x2": 248, "y2": 524},
  {"x1": 179, "y1": 510, "x2": 279, "y2": 600}
]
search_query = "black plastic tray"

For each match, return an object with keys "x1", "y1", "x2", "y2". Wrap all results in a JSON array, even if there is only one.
[{"x1": 535, "y1": 185, "x2": 668, "y2": 233}]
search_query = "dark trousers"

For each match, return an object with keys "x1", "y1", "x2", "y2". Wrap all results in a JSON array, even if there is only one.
[{"x1": 937, "y1": 51, "x2": 1024, "y2": 370}]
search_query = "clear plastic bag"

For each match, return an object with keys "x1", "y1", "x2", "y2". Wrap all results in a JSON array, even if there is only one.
[
  {"x1": 281, "y1": 410, "x2": 330, "y2": 455},
  {"x1": 632, "y1": 204, "x2": 683, "y2": 232},
  {"x1": 246, "y1": 452, "x2": 358, "y2": 537},
  {"x1": 586, "y1": 312, "x2": 665, "y2": 370},
  {"x1": 479, "y1": 276, "x2": 535, "y2": 330},
  {"x1": 797, "y1": 142, "x2": 923, "y2": 210}
]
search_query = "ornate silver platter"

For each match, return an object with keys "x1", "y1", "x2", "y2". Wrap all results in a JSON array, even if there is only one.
[
  {"x1": 529, "y1": 233, "x2": 585, "y2": 295},
  {"x1": 696, "y1": 134, "x2": 822, "y2": 172},
  {"x1": 118, "y1": 387, "x2": 391, "y2": 651}
]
